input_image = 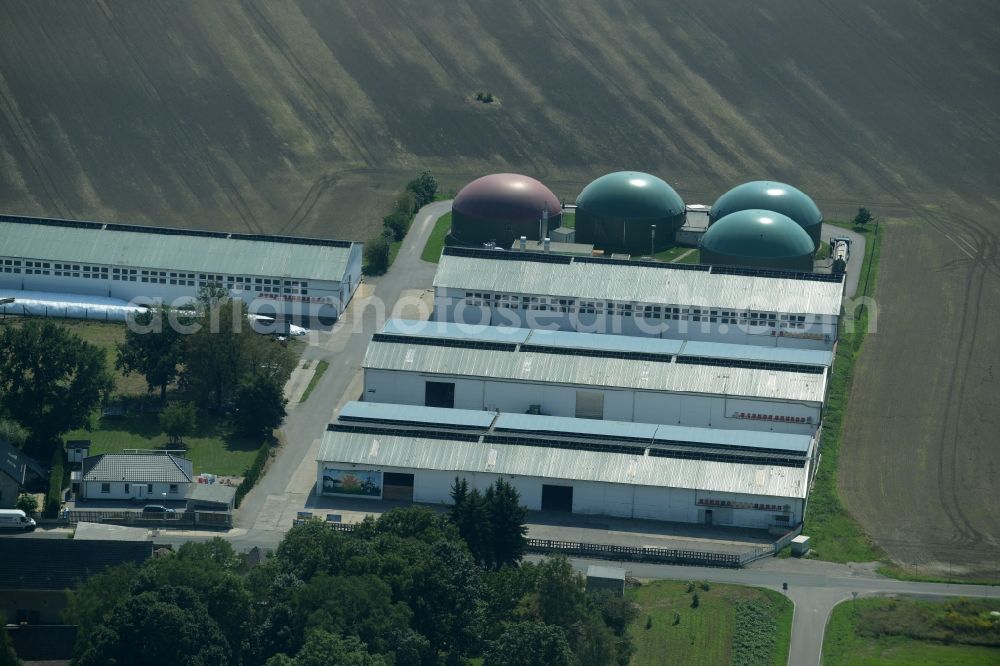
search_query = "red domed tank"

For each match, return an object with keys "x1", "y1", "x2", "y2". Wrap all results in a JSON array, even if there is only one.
[{"x1": 451, "y1": 173, "x2": 562, "y2": 247}]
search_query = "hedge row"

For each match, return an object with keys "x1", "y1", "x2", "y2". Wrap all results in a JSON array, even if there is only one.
[
  {"x1": 45, "y1": 447, "x2": 65, "y2": 518},
  {"x1": 234, "y1": 440, "x2": 272, "y2": 508},
  {"x1": 363, "y1": 171, "x2": 438, "y2": 275}
]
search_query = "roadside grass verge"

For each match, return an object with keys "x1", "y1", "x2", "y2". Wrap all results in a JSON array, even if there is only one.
[
  {"x1": 802, "y1": 218, "x2": 884, "y2": 563},
  {"x1": 299, "y1": 360, "x2": 329, "y2": 403},
  {"x1": 627, "y1": 580, "x2": 792, "y2": 666},
  {"x1": 823, "y1": 596, "x2": 1000, "y2": 665},
  {"x1": 421, "y1": 212, "x2": 452, "y2": 263},
  {"x1": 66, "y1": 411, "x2": 260, "y2": 477}
]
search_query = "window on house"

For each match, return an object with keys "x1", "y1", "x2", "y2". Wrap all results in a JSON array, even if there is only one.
[
  {"x1": 774, "y1": 515, "x2": 790, "y2": 523},
  {"x1": 169, "y1": 484, "x2": 178, "y2": 493},
  {"x1": 101, "y1": 483, "x2": 110, "y2": 493},
  {"x1": 147, "y1": 484, "x2": 153, "y2": 493}
]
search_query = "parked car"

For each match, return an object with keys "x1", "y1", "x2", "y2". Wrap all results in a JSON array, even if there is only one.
[
  {"x1": 140, "y1": 505, "x2": 176, "y2": 515},
  {"x1": 0, "y1": 509, "x2": 37, "y2": 531}
]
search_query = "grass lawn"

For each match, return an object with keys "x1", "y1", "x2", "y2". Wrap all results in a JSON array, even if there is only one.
[
  {"x1": 823, "y1": 597, "x2": 1000, "y2": 665},
  {"x1": 0, "y1": 318, "x2": 147, "y2": 395},
  {"x1": 66, "y1": 411, "x2": 261, "y2": 477},
  {"x1": 628, "y1": 580, "x2": 792, "y2": 666},
  {"x1": 299, "y1": 360, "x2": 329, "y2": 403},
  {"x1": 801, "y1": 219, "x2": 885, "y2": 564},
  {"x1": 421, "y1": 211, "x2": 452, "y2": 263}
]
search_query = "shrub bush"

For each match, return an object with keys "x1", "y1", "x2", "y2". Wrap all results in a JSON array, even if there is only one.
[
  {"x1": 234, "y1": 441, "x2": 272, "y2": 508},
  {"x1": 363, "y1": 232, "x2": 391, "y2": 275}
]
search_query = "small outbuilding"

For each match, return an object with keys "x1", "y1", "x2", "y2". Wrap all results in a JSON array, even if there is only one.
[
  {"x1": 185, "y1": 483, "x2": 237, "y2": 513},
  {"x1": 586, "y1": 565, "x2": 627, "y2": 597}
]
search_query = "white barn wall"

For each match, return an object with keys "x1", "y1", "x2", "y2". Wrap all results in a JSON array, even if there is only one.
[
  {"x1": 315, "y1": 462, "x2": 802, "y2": 529},
  {"x1": 363, "y1": 370, "x2": 821, "y2": 434}
]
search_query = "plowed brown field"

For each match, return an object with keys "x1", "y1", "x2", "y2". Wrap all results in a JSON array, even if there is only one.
[{"x1": 1, "y1": 1, "x2": 998, "y2": 576}]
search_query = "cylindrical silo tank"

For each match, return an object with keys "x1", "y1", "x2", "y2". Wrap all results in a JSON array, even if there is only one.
[
  {"x1": 574, "y1": 171, "x2": 685, "y2": 254},
  {"x1": 699, "y1": 209, "x2": 816, "y2": 271},
  {"x1": 710, "y1": 181, "x2": 823, "y2": 251},
  {"x1": 450, "y1": 173, "x2": 562, "y2": 248}
]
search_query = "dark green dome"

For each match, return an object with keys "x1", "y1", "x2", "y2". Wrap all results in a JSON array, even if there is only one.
[
  {"x1": 575, "y1": 171, "x2": 685, "y2": 253},
  {"x1": 700, "y1": 209, "x2": 815, "y2": 271},
  {"x1": 710, "y1": 181, "x2": 822, "y2": 250},
  {"x1": 577, "y1": 171, "x2": 684, "y2": 218}
]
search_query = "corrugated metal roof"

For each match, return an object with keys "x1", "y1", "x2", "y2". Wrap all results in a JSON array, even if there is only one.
[
  {"x1": 339, "y1": 401, "x2": 497, "y2": 429},
  {"x1": 363, "y1": 341, "x2": 826, "y2": 403},
  {"x1": 379, "y1": 319, "x2": 830, "y2": 366},
  {"x1": 0, "y1": 219, "x2": 356, "y2": 282},
  {"x1": 317, "y1": 431, "x2": 808, "y2": 498},
  {"x1": 81, "y1": 454, "x2": 192, "y2": 483},
  {"x1": 433, "y1": 254, "x2": 843, "y2": 315},
  {"x1": 676, "y1": 341, "x2": 833, "y2": 367},
  {"x1": 381, "y1": 319, "x2": 530, "y2": 344},
  {"x1": 494, "y1": 412, "x2": 812, "y2": 454},
  {"x1": 494, "y1": 413, "x2": 659, "y2": 441}
]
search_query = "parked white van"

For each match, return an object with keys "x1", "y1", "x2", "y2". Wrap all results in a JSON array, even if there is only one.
[{"x1": 0, "y1": 509, "x2": 37, "y2": 531}]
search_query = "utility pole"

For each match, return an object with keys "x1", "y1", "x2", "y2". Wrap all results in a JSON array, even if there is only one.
[{"x1": 650, "y1": 225, "x2": 656, "y2": 258}]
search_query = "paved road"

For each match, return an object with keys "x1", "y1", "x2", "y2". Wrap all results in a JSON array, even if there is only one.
[
  {"x1": 235, "y1": 200, "x2": 450, "y2": 538},
  {"x1": 819, "y1": 226, "x2": 866, "y2": 298}
]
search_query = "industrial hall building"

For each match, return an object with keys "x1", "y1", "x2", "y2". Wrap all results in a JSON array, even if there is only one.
[
  {"x1": 362, "y1": 320, "x2": 830, "y2": 435},
  {"x1": 316, "y1": 402, "x2": 815, "y2": 529},
  {"x1": 0, "y1": 214, "x2": 363, "y2": 322},
  {"x1": 432, "y1": 247, "x2": 844, "y2": 349}
]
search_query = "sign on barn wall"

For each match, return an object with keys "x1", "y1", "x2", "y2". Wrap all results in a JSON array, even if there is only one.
[{"x1": 321, "y1": 467, "x2": 382, "y2": 498}]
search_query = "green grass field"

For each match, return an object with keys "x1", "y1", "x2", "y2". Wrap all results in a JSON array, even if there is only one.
[
  {"x1": 299, "y1": 360, "x2": 329, "y2": 403},
  {"x1": 628, "y1": 580, "x2": 792, "y2": 666},
  {"x1": 67, "y1": 411, "x2": 260, "y2": 477},
  {"x1": 421, "y1": 211, "x2": 452, "y2": 263},
  {"x1": 823, "y1": 597, "x2": 1000, "y2": 666},
  {"x1": 801, "y1": 219, "x2": 885, "y2": 564}
]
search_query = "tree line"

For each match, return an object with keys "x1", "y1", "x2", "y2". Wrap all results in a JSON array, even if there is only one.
[
  {"x1": 64, "y1": 479, "x2": 637, "y2": 666},
  {"x1": 363, "y1": 171, "x2": 438, "y2": 275}
]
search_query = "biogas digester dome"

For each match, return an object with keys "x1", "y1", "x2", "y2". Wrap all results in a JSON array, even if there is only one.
[
  {"x1": 710, "y1": 181, "x2": 823, "y2": 251},
  {"x1": 699, "y1": 209, "x2": 816, "y2": 271},
  {"x1": 450, "y1": 173, "x2": 562, "y2": 248},
  {"x1": 575, "y1": 172, "x2": 685, "y2": 254}
]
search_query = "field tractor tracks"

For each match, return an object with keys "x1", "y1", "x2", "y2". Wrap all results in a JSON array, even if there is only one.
[
  {"x1": 241, "y1": 0, "x2": 377, "y2": 169},
  {"x1": 94, "y1": 0, "x2": 263, "y2": 235}
]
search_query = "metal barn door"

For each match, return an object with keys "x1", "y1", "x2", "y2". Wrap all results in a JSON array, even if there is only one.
[{"x1": 575, "y1": 391, "x2": 604, "y2": 419}]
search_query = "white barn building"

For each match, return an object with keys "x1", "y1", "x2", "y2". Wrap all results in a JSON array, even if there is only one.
[
  {"x1": 0, "y1": 214, "x2": 363, "y2": 322},
  {"x1": 363, "y1": 320, "x2": 830, "y2": 435},
  {"x1": 432, "y1": 247, "x2": 844, "y2": 349},
  {"x1": 317, "y1": 402, "x2": 816, "y2": 529}
]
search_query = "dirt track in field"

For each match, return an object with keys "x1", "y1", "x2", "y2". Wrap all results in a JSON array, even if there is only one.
[{"x1": 1, "y1": 1, "x2": 998, "y2": 576}]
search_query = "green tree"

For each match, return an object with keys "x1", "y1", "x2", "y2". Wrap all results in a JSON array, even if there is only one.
[
  {"x1": 234, "y1": 374, "x2": 287, "y2": 438},
  {"x1": 483, "y1": 622, "x2": 573, "y2": 666},
  {"x1": 74, "y1": 587, "x2": 231, "y2": 666},
  {"x1": 181, "y1": 296, "x2": 295, "y2": 410},
  {"x1": 0, "y1": 321, "x2": 112, "y2": 452},
  {"x1": 0, "y1": 622, "x2": 18, "y2": 666},
  {"x1": 64, "y1": 563, "x2": 140, "y2": 658},
  {"x1": 395, "y1": 189, "x2": 417, "y2": 217},
  {"x1": 406, "y1": 171, "x2": 438, "y2": 208},
  {"x1": 115, "y1": 306, "x2": 187, "y2": 401},
  {"x1": 160, "y1": 401, "x2": 197, "y2": 445},
  {"x1": 292, "y1": 630, "x2": 389, "y2": 666},
  {"x1": 364, "y1": 232, "x2": 391, "y2": 275},
  {"x1": 383, "y1": 209, "x2": 410, "y2": 242},
  {"x1": 0, "y1": 420, "x2": 27, "y2": 448},
  {"x1": 853, "y1": 207, "x2": 873, "y2": 227},
  {"x1": 485, "y1": 478, "x2": 528, "y2": 568},
  {"x1": 15, "y1": 493, "x2": 37, "y2": 517},
  {"x1": 451, "y1": 477, "x2": 492, "y2": 567}
]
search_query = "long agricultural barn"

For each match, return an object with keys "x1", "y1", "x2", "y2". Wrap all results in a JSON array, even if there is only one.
[
  {"x1": 363, "y1": 320, "x2": 829, "y2": 434},
  {"x1": 317, "y1": 402, "x2": 815, "y2": 528},
  {"x1": 0, "y1": 214, "x2": 363, "y2": 321},
  {"x1": 432, "y1": 247, "x2": 845, "y2": 349}
]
